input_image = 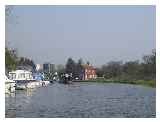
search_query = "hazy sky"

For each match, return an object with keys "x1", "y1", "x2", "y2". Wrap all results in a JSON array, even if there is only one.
[{"x1": 6, "y1": 5, "x2": 155, "y2": 66}]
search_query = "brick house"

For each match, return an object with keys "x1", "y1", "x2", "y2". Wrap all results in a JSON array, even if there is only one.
[{"x1": 81, "y1": 64, "x2": 97, "y2": 80}]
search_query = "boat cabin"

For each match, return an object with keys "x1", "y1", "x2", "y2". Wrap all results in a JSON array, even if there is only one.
[{"x1": 9, "y1": 70, "x2": 33, "y2": 81}]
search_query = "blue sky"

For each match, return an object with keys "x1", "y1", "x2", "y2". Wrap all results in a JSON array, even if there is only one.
[{"x1": 6, "y1": 5, "x2": 155, "y2": 66}]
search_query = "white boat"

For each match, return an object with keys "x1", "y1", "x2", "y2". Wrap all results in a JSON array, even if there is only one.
[
  {"x1": 9, "y1": 70, "x2": 40, "y2": 89},
  {"x1": 5, "y1": 76, "x2": 16, "y2": 93},
  {"x1": 9, "y1": 70, "x2": 34, "y2": 81},
  {"x1": 26, "y1": 81, "x2": 41, "y2": 89},
  {"x1": 40, "y1": 80, "x2": 50, "y2": 87}
]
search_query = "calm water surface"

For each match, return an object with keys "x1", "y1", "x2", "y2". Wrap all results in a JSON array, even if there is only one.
[{"x1": 5, "y1": 82, "x2": 156, "y2": 118}]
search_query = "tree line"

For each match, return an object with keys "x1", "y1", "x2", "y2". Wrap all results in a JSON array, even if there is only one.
[
  {"x1": 5, "y1": 47, "x2": 36, "y2": 73},
  {"x1": 96, "y1": 49, "x2": 156, "y2": 82},
  {"x1": 6, "y1": 47, "x2": 156, "y2": 83}
]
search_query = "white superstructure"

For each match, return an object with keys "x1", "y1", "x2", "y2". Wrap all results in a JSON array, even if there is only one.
[
  {"x1": 8, "y1": 70, "x2": 50, "y2": 90},
  {"x1": 9, "y1": 70, "x2": 33, "y2": 81}
]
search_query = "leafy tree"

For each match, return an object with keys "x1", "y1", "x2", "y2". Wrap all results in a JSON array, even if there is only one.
[
  {"x1": 75, "y1": 58, "x2": 84, "y2": 79},
  {"x1": 65, "y1": 57, "x2": 76, "y2": 75},
  {"x1": 17, "y1": 57, "x2": 36, "y2": 71},
  {"x1": 95, "y1": 67, "x2": 104, "y2": 77},
  {"x1": 96, "y1": 49, "x2": 156, "y2": 82},
  {"x1": 141, "y1": 49, "x2": 156, "y2": 80},
  {"x1": 5, "y1": 48, "x2": 17, "y2": 72},
  {"x1": 103, "y1": 61, "x2": 123, "y2": 79},
  {"x1": 122, "y1": 60, "x2": 141, "y2": 80},
  {"x1": 87, "y1": 61, "x2": 90, "y2": 65},
  {"x1": 65, "y1": 58, "x2": 84, "y2": 79}
]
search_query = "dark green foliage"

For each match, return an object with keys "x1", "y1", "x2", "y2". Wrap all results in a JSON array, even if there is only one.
[
  {"x1": 103, "y1": 61, "x2": 123, "y2": 79},
  {"x1": 65, "y1": 58, "x2": 84, "y2": 79},
  {"x1": 65, "y1": 57, "x2": 76, "y2": 74},
  {"x1": 18, "y1": 57, "x2": 36, "y2": 71},
  {"x1": 141, "y1": 49, "x2": 156, "y2": 80},
  {"x1": 87, "y1": 61, "x2": 90, "y2": 65},
  {"x1": 95, "y1": 67, "x2": 104, "y2": 77},
  {"x1": 5, "y1": 48, "x2": 17, "y2": 71},
  {"x1": 75, "y1": 58, "x2": 83, "y2": 79},
  {"x1": 96, "y1": 49, "x2": 156, "y2": 86},
  {"x1": 5, "y1": 48, "x2": 36, "y2": 73}
]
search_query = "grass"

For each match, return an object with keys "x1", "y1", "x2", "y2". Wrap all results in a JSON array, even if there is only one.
[{"x1": 74, "y1": 78, "x2": 156, "y2": 87}]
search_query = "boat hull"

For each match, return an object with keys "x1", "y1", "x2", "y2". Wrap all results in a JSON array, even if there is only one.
[
  {"x1": 15, "y1": 80, "x2": 42, "y2": 90},
  {"x1": 5, "y1": 82, "x2": 16, "y2": 93}
]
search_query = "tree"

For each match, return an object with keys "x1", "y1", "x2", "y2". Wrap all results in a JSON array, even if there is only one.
[
  {"x1": 17, "y1": 57, "x2": 36, "y2": 72},
  {"x1": 96, "y1": 67, "x2": 104, "y2": 77},
  {"x1": 75, "y1": 58, "x2": 84, "y2": 79},
  {"x1": 78, "y1": 58, "x2": 84, "y2": 65},
  {"x1": 87, "y1": 61, "x2": 90, "y2": 65},
  {"x1": 65, "y1": 58, "x2": 76, "y2": 75},
  {"x1": 97, "y1": 49, "x2": 156, "y2": 82},
  {"x1": 104, "y1": 61, "x2": 123, "y2": 79},
  {"x1": 141, "y1": 49, "x2": 156, "y2": 80},
  {"x1": 143, "y1": 49, "x2": 156, "y2": 65},
  {"x1": 122, "y1": 60, "x2": 141, "y2": 80},
  {"x1": 5, "y1": 48, "x2": 17, "y2": 72}
]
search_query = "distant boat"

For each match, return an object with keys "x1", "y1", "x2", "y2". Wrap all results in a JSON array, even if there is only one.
[
  {"x1": 40, "y1": 80, "x2": 50, "y2": 86},
  {"x1": 59, "y1": 73, "x2": 73, "y2": 84}
]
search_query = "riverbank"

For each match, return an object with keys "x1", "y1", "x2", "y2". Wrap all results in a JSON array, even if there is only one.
[{"x1": 74, "y1": 78, "x2": 156, "y2": 87}]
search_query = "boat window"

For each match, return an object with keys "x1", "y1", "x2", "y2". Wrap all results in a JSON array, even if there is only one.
[
  {"x1": 26, "y1": 73, "x2": 30, "y2": 79},
  {"x1": 18, "y1": 73, "x2": 25, "y2": 79},
  {"x1": 9, "y1": 73, "x2": 16, "y2": 80},
  {"x1": 30, "y1": 74, "x2": 32, "y2": 79}
]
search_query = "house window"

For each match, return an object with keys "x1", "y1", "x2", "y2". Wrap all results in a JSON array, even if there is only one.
[
  {"x1": 85, "y1": 75, "x2": 88, "y2": 79},
  {"x1": 29, "y1": 74, "x2": 32, "y2": 79},
  {"x1": 86, "y1": 69, "x2": 87, "y2": 73}
]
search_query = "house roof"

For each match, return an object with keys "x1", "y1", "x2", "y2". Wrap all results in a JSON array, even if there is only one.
[{"x1": 81, "y1": 64, "x2": 96, "y2": 70}]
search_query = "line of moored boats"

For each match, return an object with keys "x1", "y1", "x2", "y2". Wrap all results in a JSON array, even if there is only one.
[
  {"x1": 5, "y1": 69, "x2": 74, "y2": 94},
  {"x1": 5, "y1": 70, "x2": 54, "y2": 94}
]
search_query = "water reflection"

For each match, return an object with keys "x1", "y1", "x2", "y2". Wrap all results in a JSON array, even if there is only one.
[
  {"x1": 5, "y1": 93, "x2": 16, "y2": 118},
  {"x1": 26, "y1": 89, "x2": 35, "y2": 96},
  {"x1": 5, "y1": 93, "x2": 15, "y2": 97}
]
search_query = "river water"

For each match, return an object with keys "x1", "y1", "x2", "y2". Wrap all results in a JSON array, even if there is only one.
[{"x1": 5, "y1": 82, "x2": 156, "y2": 118}]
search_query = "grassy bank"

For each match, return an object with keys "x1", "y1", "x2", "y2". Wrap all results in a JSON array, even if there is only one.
[{"x1": 74, "y1": 78, "x2": 156, "y2": 87}]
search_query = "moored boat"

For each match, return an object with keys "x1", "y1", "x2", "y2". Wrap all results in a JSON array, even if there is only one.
[
  {"x1": 40, "y1": 80, "x2": 50, "y2": 86},
  {"x1": 9, "y1": 70, "x2": 41, "y2": 90},
  {"x1": 5, "y1": 76, "x2": 16, "y2": 93},
  {"x1": 59, "y1": 73, "x2": 73, "y2": 84}
]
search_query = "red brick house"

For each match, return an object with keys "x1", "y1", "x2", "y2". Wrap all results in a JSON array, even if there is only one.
[{"x1": 81, "y1": 64, "x2": 97, "y2": 80}]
